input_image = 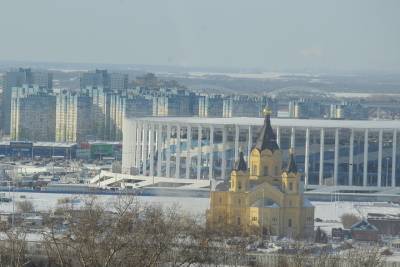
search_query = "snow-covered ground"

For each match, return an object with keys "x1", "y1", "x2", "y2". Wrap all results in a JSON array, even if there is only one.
[
  {"x1": 1, "y1": 192, "x2": 399, "y2": 227},
  {"x1": 0, "y1": 192, "x2": 210, "y2": 215}
]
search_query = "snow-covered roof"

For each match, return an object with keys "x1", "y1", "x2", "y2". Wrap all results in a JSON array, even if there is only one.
[{"x1": 129, "y1": 117, "x2": 400, "y2": 130}]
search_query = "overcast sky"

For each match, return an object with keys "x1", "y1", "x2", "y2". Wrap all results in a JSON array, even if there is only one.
[{"x1": 1, "y1": 0, "x2": 399, "y2": 72}]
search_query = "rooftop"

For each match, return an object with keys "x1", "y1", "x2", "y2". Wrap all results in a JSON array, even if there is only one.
[{"x1": 130, "y1": 117, "x2": 400, "y2": 129}]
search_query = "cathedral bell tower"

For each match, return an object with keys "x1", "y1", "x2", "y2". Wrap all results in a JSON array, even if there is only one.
[
  {"x1": 230, "y1": 151, "x2": 249, "y2": 192},
  {"x1": 282, "y1": 149, "x2": 303, "y2": 211},
  {"x1": 249, "y1": 107, "x2": 282, "y2": 183}
]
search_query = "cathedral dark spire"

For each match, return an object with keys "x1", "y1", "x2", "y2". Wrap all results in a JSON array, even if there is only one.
[
  {"x1": 233, "y1": 151, "x2": 247, "y2": 172},
  {"x1": 254, "y1": 107, "x2": 279, "y2": 152},
  {"x1": 286, "y1": 149, "x2": 298, "y2": 173}
]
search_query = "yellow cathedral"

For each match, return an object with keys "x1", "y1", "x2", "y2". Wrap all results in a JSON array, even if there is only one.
[{"x1": 206, "y1": 109, "x2": 315, "y2": 239}]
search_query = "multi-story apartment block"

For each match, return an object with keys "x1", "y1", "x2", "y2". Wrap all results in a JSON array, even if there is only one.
[
  {"x1": 10, "y1": 85, "x2": 56, "y2": 142},
  {"x1": 198, "y1": 94, "x2": 224, "y2": 117},
  {"x1": 223, "y1": 95, "x2": 276, "y2": 118},
  {"x1": 2, "y1": 68, "x2": 52, "y2": 134},
  {"x1": 152, "y1": 89, "x2": 198, "y2": 117},
  {"x1": 80, "y1": 70, "x2": 128, "y2": 92},
  {"x1": 83, "y1": 86, "x2": 109, "y2": 140},
  {"x1": 55, "y1": 91, "x2": 92, "y2": 142},
  {"x1": 108, "y1": 94, "x2": 153, "y2": 141},
  {"x1": 110, "y1": 73, "x2": 128, "y2": 92}
]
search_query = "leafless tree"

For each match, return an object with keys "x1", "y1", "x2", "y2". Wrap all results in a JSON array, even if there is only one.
[
  {"x1": 0, "y1": 225, "x2": 30, "y2": 267},
  {"x1": 16, "y1": 200, "x2": 34, "y2": 213},
  {"x1": 341, "y1": 213, "x2": 361, "y2": 228},
  {"x1": 344, "y1": 246, "x2": 385, "y2": 267}
]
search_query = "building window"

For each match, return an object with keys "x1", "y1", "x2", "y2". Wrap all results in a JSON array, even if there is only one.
[
  {"x1": 237, "y1": 217, "x2": 241, "y2": 225},
  {"x1": 238, "y1": 182, "x2": 242, "y2": 190},
  {"x1": 252, "y1": 165, "x2": 257, "y2": 175},
  {"x1": 289, "y1": 182, "x2": 293, "y2": 191},
  {"x1": 288, "y1": 219, "x2": 292, "y2": 228},
  {"x1": 252, "y1": 216, "x2": 257, "y2": 221},
  {"x1": 263, "y1": 166, "x2": 268, "y2": 176}
]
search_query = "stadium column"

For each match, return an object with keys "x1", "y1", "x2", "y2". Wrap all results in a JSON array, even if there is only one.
[
  {"x1": 135, "y1": 122, "x2": 143, "y2": 170},
  {"x1": 304, "y1": 128, "x2": 310, "y2": 186},
  {"x1": 132, "y1": 121, "x2": 137, "y2": 174},
  {"x1": 392, "y1": 129, "x2": 397, "y2": 187},
  {"x1": 175, "y1": 124, "x2": 181, "y2": 179},
  {"x1": 209, "y1": 125, "x2": 214, "y2": 179},
  {"x1": 234, "y1": 125, "x2": 239, "y2": 161},
  {"x1": 149, "y1": 123, "x2": 155, "y2": 177},
  {"x1": 349, "y1": 129, "x2": 354, "y2": 186},
  {"x1": 319, "y1": 128, "x2": 324, "y2": 185},
  {"x1": 333, "y1": 128, "x2": 339, "y2": 186},
  {"x1": 247, "y1": 126, "x2": 252, "y2": 161},
  {"x1": 291, "y1": 127, "x2": 295, "y2": 149},
  {"x1": 156, "y1": 124, "x2": 162, "y2": 176},
  {"x1": 363, "y1": 129, "x2": 369, "y2": 187},
  {"x1": 142, "y1": 123, "x2": 148, "y2": 176},
  {"x1": 185, "y1": 125, "x2": 192, "y2": 179},
  {"x1": 276, "y1": 126, "x2": 280, "y2": 147},
  {"x1": 197, "y1": 125, "x2": 202, "y2": 180},
  {"x1": 221, "y1": 126, "x2": 227, "y2": 180},
  {"x1": 166, "y1": 124, "x2": 171, "y2": 178},
  {"x1": 378, "y1": 129, "x2": 383, "y2": 187}
]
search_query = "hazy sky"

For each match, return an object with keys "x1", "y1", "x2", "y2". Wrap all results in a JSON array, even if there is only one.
[{"x1": 1, "y1": 0, "x2": 399, "y2": 72}]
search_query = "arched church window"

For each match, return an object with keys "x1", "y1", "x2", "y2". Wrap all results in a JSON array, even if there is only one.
[
  {"x1": 252, "y1": 165, "x2": 257, "y2": 175},
  {"x1": 289, "y1": 182, "x2": 293, "y2": 191},
  {"x1": 237, "y1": 217, "x2": 241, "y2": 225},
  {"x1": 238, "y1": 182, "x2": 242, "y2": 190},
  {"x1": 263, "y1": 166, "x2": 268, "y2": 176},
  {"x1": 288, "y1": 219, "x2": 292, "y2": 228}
]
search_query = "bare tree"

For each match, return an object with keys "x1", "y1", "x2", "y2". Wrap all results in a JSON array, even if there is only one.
[
  {"x1": 0, "y1": 225, "x2": 30, "y2": 267},
  {"x1": 344, "y1": 246, "x2": 385, "y2": 267},
  {"x1": 341, "y1": 213, "x2": 361, "y2": 228},
  {"x1": 16, "y1": 200, "x2": 34, "y2": 213}
]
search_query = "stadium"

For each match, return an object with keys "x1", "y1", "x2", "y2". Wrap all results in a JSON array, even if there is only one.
[{"x1": 122, "y1": 117, "x2": 400, "y2": 190}]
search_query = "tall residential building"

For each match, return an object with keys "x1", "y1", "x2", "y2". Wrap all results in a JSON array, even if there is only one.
[
  {"x1": 109, "y1": 94, "x2": 153, "y2": 141},
  {"x1": 223, "y1": 96, "x2": 276, "y2": 118},
  {"x1": 55, "y1": 91, "x2": 92, "y2": 142},
  {"x1": 80, "y1": 70, "x2": 128, "y2": 92},
  {"x1": 10, "y1": 85, "x2": 56, "y2": 141},
  {"x1": 110, "y1": 73, "x2": 128, "y2": 92},
  {"x1": 83, "y1": 86, "x2": 109, "y2": 140},
  {"x1": 288, "y1": 99, "x2": 323, "y2": 119},
  {"x1": 80, "y1": 69, "x2": 109, "y2": 89},
  {"x1": 152, "y1": 91, "x2": 198, "y2": 116},
  {"x1": 198, "y1": 95, "x2": 224, "y2": 117},
  {"x1": 2, "y1": 68, "x2": 52, "y2": 134}
]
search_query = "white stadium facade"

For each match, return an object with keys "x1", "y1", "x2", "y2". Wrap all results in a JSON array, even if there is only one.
[{"x1": 122, "y1": 117, "x2": 400, "y2": 189}]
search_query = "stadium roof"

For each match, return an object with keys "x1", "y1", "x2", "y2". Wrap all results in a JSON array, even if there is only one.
[{"x1": 130, "y1": 117, "x2": 400, "y2": 130}]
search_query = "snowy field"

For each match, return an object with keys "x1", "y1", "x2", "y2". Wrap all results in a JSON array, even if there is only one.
[{"x1": 1, "y1": 192, "x2": 400, "y2": 228}]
